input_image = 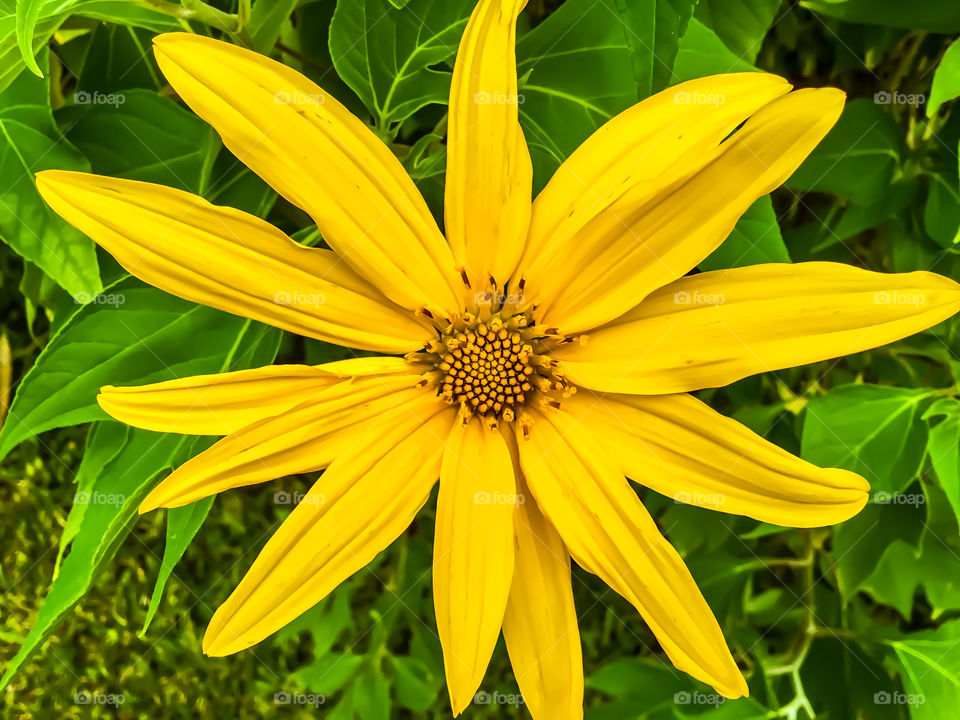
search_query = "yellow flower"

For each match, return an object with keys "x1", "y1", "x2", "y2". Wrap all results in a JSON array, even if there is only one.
[{"x1": 35, "y1": 0, "x2": 960, "y2": 717}]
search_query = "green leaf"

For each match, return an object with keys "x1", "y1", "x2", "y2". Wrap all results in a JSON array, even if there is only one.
[
  {"x1": 329, "y1": 0, "x2": 472, "y2": 133},
  {"x1": 699, "y1": 195, "x2": 790, "y2": 271},
  {"x1": 925, "y1": 397, "x2": 960, "y2": 527},
  {"x1": 516, "y1": 0, "x2": 637, "y2": 189},
  {"x1": 927, "y1": 38, "x2": 960, "y2": 117},
  {"x1": 75, "y1": 24, "x2": 161, "y2": 95},
  {"x1": 139, "y1": 494, "x2": 215, "y2": 634},
  {"x1": 351, "y1": 668, "x2": 391, "y2": 720},
  {"x1": 292, "y1": 653, "x2": 367, "y2": 695},
  {"x1": 619, "y1": 0, "x2": 698, "y2": 96},
  {"x1": 0, "y1": 49, "x2": 101, "y2": 298},
  {"x1": 695, "y1": 0, "x2": 780, "y2": 62},
  {"x1": 248, "y1": 0, "x2": 298, "y2": 53},
  {"x1": 786, "y1": 98, "x2": 902, "y2": 205},
  {"x1": 802, "y1": 0, "x2": 960, "y2": 32},
  {"x1": 62, "y1": 89, "x2": 220, "y2": 193},
  {"x1": 0, "y1": 276, "x2": 280, "y2": 462},
  {"x1": 923, "y1": 171, "x2": 960, "y2": 247},
  {"x1": 671, "y1": 18, "x2": 757, "y2": 83},
  {"x1": 891, "y1": 620, "x2": 960, "y2": 719},
  {"x1": 0, "y1": 422, "x2": 201, "y2": 690},
  {"x1": 14, "y1": 0, "x2": 45, "y2": 76},
  {"x1": 801, "y1": 384, "x2": 935, "y2": 494},
  {"x1": 388, "y1": 655, "x2": 441, "y2": 711}
]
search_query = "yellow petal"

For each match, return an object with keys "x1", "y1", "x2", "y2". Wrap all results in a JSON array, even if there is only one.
[
  {"x1": 140, "y1": 377, "x2": 440, "y2": 512},
  {"x1": 517, "y1": 73, "x2": 791, "y2": 297},
  {"x1": 556, "y1": 262, "x2": 960, "y2": 394},
  {"x1": 203, "y1": 408, "x2": 455, "y2": 656},
  {"x1": 445, "y1": 0, "x2": 532, "y2": 286},
  {"x1": 36, "y1": 171, "x2": 429, "y2": 354},
  {"x1": 434, "y1": 420, "x2": 516, "y2": 716},
  {"x1": 516, "y1": 409, "x2": 747, "y2": 698},
  {"x1": 502, "y1": 441, "x2": 583, "y2": 720},
  {"x1": 98, "y1": 357, "x2": 414, "y2": 436},
  {"x1": 152, "y1": 33, "x2": 462, "y2": 315},
  {"x1": 536, "y1": 87, "x2": 845, "y2": 334},
  {"x1": 565, "y1": 392, "x2": 868, "y2": 527}
]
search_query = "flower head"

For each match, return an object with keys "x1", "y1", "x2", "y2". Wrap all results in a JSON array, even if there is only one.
[{"x1": 36, "y1": 0, "x2": 960, "y2": 717}]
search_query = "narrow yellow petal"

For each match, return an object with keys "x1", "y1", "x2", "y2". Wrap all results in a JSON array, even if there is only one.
[
  {"x1": 203, "y1": 408, "x2": 455, "y2": 656},
  {"x1": 445, "y1": 0, "x2": 532, "y2": 286},
  {"x1": 516, "y1": 409, "x2": 747, "y2": 699},
  {"x1": 565, "y1": 392, "x2": 868, "y2": 527},
  {"x1": 140, "y1": 378, "x2": 440, "y2": 512},
  {"x1": 538, "y1": 87, "x2": 845, "y2": 334},
  {"x1": 434, "y1": 421, "x2": 516, "y2": 716},
  {"x1": 502, "y1": 443, "x2": 583, "y2": 720},
  {"x1": 556, "y1": 262, "x2": 960, "y2": 394},
  {"x1": 153, "y1": 33, "x2": 461, "y2": 315},
  {"x1": 97, "y1": 357, "x2": 414, "y2": 436},
  {"x1": 517, "y1": 73, "x2": 791, "y2": 297},
  {"x1": 36, "y1": 171, "x2": 429, "y2": 354}
]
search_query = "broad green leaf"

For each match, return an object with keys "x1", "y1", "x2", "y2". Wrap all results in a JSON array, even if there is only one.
[
  {"x1": 0, "y1": 276, "x2": 280, "y2": 462},
  {"x1": 0, "y1": 422, "x2": 201, "y2": 690},
  {"x1": 516, "y1": 0, "x2": 637, "y2": 189},
  {"x1": 833, "y1": 494, "x2": 924, "y2": 601},
  {"x1": 801, "y1": 384, "x2": 935, "y2": 494},
  {"x1": 75, "y1": 24, "x2": 161, "y2": 95},
  {"x1": 248, "y1": 0, "x2": 298, "y2": 53},
  {"x1": 927, "y1": 38, "x2": 960, "y2": 117},
  {"x1": 0, "y1": 48, "x2": 101, "y2": 299},
  {"x1": 923, "y1": 171, "x2": 960, "y2": 247},
  {"x1": 615, "y1": 0, "x2": 698, "y2": 96},
  {"x1": 14, "y1": 0, "x2": 45, "y2": 76},
  {"x1": 891, "y1": 621, "x2": 960, "y2": 719},
  {"x1": 388, "y1": 655, "x2": 441, "y2": 712},
  {"x1": 695, "y1": 0, "x2": 781, "y2": 62},
  {"x1": 925, "y1": 397, "x2": 960, "y2": 526},
  {"x1": 139, "y1": 493, "x2": 215, "y2": 634},
  {"x1": 786, "y1": 98, "x2": 902, "y2": 206},
  {"x1": 699, "y1": 195, "x2": 790, "y2": 271},
  {"x1": 802, "y1": 0, "x2": 960, "y2": 32},
  {"x1": 293, "y1": 653, "x2": 367, "y2": 695},
  {"x1": 329, "y1": 0, "x2": 472, "y2": 133},
  {"x1": 350, "y1": 669, "x2": 391, "y2": 720},
  {"x1": 62, "y1": 89, "x2": 220, "y2": 193},
  {"x1": 671, "y1": 18, "x2": 756, "y2": 83}
]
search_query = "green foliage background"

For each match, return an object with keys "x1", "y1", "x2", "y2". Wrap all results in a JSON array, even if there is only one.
[{"x1": 3, "y1": 0, "x2": 960, "y2": 717}]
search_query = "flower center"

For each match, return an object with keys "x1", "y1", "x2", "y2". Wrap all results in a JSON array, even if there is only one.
[
  {"x1": 437, "y1": 319, "x2": 533, "y2": 422},
  {"x1": 413, "y1": 283, "x2": 576, "y2": 428}
]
